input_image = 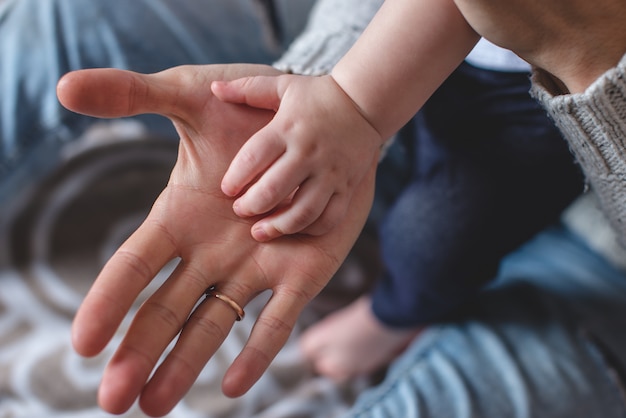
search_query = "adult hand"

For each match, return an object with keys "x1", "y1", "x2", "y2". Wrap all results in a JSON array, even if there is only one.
[
  {"x1": 57, "y1": 64, "x2": 376, "y2": 417},
  {"x1": 454, "y1": 0, "x2": 626, "y2": 93}
]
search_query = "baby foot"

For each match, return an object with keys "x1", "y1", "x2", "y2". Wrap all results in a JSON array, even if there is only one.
[{"x1": 299, "y1": 296, "x2": 422, "y2": 383}]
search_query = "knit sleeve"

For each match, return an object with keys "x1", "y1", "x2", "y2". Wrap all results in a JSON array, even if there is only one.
[
  {"x1": 530, "y1": 53, "x2": 626, "y2": 244},
  {"x1": 273, "y1": 0, "x2": 383, "y2": 76}
]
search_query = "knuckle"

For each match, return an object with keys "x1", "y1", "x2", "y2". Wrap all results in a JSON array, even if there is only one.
[
  {"x1": 165, "y1": 351, "x2": 200, "y2": 380},
  {"x1": 238, "y1": 147, "x2": 260, "y2": 168},
  {"x1": 279, "y1": 284, "x2": 316, "y2": 307},
  {"x1": 307, "y1": 215, "x2": 338, "y2": 236},
  {"x1": 112, "y1": 250, "x2": 154, "y2": 280},
  {"x1": 146, "y1": 218, "x2": 177, "y2": 250},
  {"x1": 187, "y1": 314, "x2": 228, "y2": 341},
  {"x1": 117, "y1": 343, "x2": 154, "y2": 370},
  {"x1": 297, "y1": 139, "x2": 319, "y2": 157},
  {"x1": 222, "y1": 281, "x2": 254, "y2": 304},
  {"x1": 282, "y1": 205, "x2": 319, "y2": 234},
  {"x1": 251, "y1": 182, "x2": 282, "y2": 212},
  {"x1": 208, "y1": 281, "x2": 254, "y2": 311},
  {"x1": 182, "y1": 263, "x2": 211, "y2": 294},
  {"x1": 142, "y1": 300, "x2": 185, "y2": 329},
  {"x1": 241, "y1": 75, "x2": 261, "y2": 91},
  {"x1": 307, "y1": 192, "x2": 348, "y2": 234},
  {"x1": 256, "y1": 314, "x2": 293, "y2": 340}
]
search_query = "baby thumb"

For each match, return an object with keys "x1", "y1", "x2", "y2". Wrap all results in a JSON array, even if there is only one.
[{"x1": 211, "y1": 76, "x2": 282, "y2": 112}]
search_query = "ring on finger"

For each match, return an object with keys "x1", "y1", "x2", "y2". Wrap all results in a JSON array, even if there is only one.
[{"x1": 204, "y1": 285, "x2": 245, "y2": 321}]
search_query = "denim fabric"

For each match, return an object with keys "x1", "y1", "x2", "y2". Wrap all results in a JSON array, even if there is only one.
[
  {"x1": 0, "y1": 0, "x2": 314, "y2": 206},
  {"x1": 349, "y1": 224, "x2": 626, "y2": 418},
  {"x1": 371, "y1": 62, "x2": 584, "y2": 326}
]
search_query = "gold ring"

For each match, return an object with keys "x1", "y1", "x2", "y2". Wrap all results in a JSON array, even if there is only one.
[{"x1": 205, "y1": 286, "x2": 245, "y2": 321}]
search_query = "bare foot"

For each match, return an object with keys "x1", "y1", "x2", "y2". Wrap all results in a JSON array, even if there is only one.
[{"x1": 299, "y1": 296, "x2": 422, "y2": 383}]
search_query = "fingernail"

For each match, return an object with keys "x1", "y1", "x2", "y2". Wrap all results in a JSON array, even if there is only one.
[
  {"x1": 211, "y1": 80, "x2": 226, "y2": 91},
  {"x1": 252, "y1": 225, "x2": 270, "y2": 242},
  {"x1": 233, "y1": 201, "x2": 243, "y2": 216},
  {"x1": 221, "y1": 182, "x2": 235, "y2": 197}
]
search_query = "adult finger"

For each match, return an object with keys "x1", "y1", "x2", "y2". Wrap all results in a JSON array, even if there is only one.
[
  {"x1": 57, "y1": 66, "x2": 207, "y2": 120},
  {"x1": 221, "y1": 288, "x2": 307, "y2": 398},
  {"x1": 137, "y1": 283, "x2": 252, "y2": 416},
  {"x1": 57, "y1": 64, "x2": 286, "y2": 120},
  {"x1": 72, "y1": 218, "x2": 177, "y2": 357},
  {"x1": 225, "y1": 164, "x2": 379, "y2": 395},
  {"x1": 57, "y1": 69, "x2": 165, "y2": 118},
  {"x1": 97, "y1": 257, "x2": 226, "y2": 414}
]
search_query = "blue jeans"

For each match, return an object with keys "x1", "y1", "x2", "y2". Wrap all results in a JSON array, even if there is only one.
[
  {"x1": 0, "y1": 0, "x2": 315, "y2": 207},
  {"x1": 371, "y1": 63, "x2": 584, "y2": 326},
  {"x1": 348, "y1": 223, "x2": 626, "y2": 417},
  {"x1": 4, "y1": 2, "x2": 626, "y2": 417}
]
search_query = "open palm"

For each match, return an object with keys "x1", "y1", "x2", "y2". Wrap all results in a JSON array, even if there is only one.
[{"x1": 57, "y1": 64, "x2": 376, "y2": 417}]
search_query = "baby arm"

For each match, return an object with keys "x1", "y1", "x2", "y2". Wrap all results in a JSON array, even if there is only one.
[
  {"x1": 211, "y1": 74, "x2": 384, "y2": 242},
  {"x1": 214, "y1": 0, "x2": 479, "y2": 242}
]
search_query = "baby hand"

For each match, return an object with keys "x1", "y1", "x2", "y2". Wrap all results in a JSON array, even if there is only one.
[{"x1": 211, "y1": 74, "x2": 384, "y2": 241}]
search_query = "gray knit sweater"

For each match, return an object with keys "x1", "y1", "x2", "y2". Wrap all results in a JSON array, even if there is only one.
[
  {"x1": 274, "y1": 0, "x2": 383, "y2": 75},
  {"x1": 275, "y1": 0, "x2": 626, "y2": 259},
  {"x1": 532, "y1": 55, "x2": 626, "y2": 248}
]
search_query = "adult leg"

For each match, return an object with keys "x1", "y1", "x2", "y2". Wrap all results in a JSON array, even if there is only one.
[{"x1": 346, "y1": 223, "x2": 626, "y2": 417}]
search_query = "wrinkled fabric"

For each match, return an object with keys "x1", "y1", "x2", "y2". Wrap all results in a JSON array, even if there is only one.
[
  {"x1": 0, "y1": 0, "x2": 314, "y2": 206},
  {"x1": 349, "y1": 224, "x2": 626, "y2": 418}
]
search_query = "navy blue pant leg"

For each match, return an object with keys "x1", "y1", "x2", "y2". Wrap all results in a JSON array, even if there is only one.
[{"x1": 371, "y1": 63, "x2": 584, "y2": 327}]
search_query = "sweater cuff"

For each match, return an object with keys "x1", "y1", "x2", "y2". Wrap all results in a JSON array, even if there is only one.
[
  {"x1": 273, "y1": 30, "x2": 361, "y2": 76},
  {"x1": 531, "y1": 53, "x2": 626, "y2": 242},
  {"x1": 272, "y1": 0, "x2": 383, "y2": 75}
]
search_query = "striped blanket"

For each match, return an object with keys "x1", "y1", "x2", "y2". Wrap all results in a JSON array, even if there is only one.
[{"x1": 0, "y1": 127, "x2": 377, "y2": 418}]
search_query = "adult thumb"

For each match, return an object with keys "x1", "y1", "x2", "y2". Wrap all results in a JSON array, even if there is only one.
[{"x1": 56, "y1": 68, "x2": 182, "y2": 119}]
